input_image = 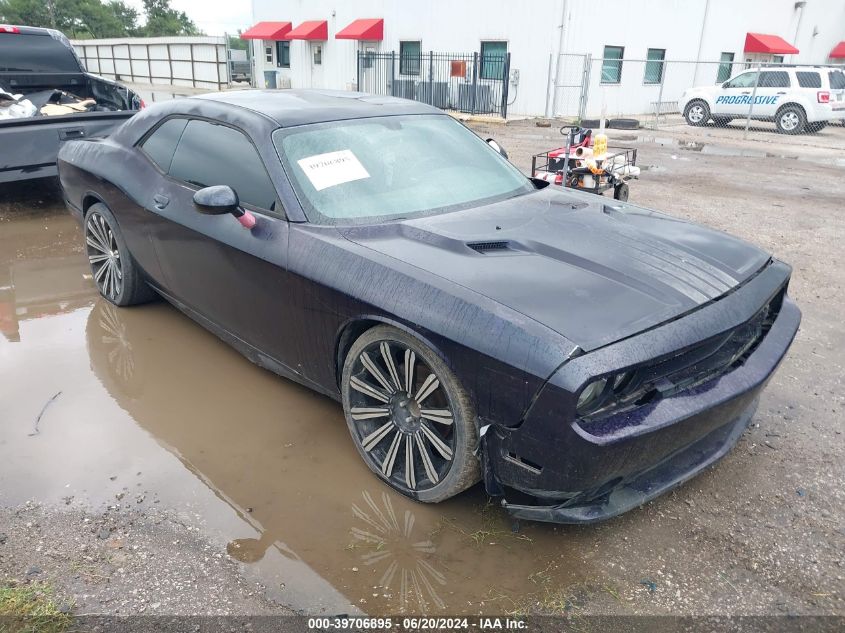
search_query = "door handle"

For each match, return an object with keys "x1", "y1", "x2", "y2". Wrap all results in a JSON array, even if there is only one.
[
  {"x1": 153, "y1": 194, "x2": 169, "y2": 210},
  {"x1": 776, "y1": 91, "x2": 786, "y2": 95},
  {"x1": 58, "y1": 127, "x2": 85, "y2": 141},
  {"x1": 741, "y1": 91, "x2": 751, "y2": 95}
]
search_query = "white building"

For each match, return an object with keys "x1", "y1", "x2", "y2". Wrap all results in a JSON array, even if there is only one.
[{"x1": 243, "y1": 0, "x2": 845, "y2": 117}]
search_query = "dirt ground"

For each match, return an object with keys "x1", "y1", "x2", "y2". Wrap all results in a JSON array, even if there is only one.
[{"x1": 0, "y1": 121, "x2": 843, "y2": 621}]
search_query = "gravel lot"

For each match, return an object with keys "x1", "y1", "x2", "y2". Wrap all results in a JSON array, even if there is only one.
[{"x1": 0, "y1": 121, "x2": 843, "y2": 622}]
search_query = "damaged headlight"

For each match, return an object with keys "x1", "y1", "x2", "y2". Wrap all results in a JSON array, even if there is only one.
[{"x1": 576, "y1": 371, "x2": 641, "y2": 418}]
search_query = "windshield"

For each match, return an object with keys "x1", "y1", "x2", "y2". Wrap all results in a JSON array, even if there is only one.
[{"x1": 273, "y1": 114, "x2": 533, "y2": 224}]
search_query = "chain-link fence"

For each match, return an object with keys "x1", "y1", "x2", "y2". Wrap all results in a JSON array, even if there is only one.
[{"x1": 552, "y1": 54, "x2": 845, "y2": 138}]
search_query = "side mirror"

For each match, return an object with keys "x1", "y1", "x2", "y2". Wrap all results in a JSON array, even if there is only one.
[
  {"x1": 193, "y1": 185, "x2": 240, "y2": 215},
  {"x1": 486, "y1": 138, "x2": 508, "y2": 159},
  {"x1": 192, "y1": 185, "x2": 256, "y2": 229}
]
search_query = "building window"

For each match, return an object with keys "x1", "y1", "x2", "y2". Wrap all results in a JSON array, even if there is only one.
[
  {"x1": 276, "y1": 41, "x2": 290, "y2": 68},
  {"x1": 601, "y1": 45, "x2": 623, "y2": 84},
  {"x1": 480, "y1": 41, "x2": 507, "y2": 80},
  {"x1": 399, "y1": 40, "x2": 420, "y2": 75},
  {"x1": 643, "y1": 48, "x2": 665, "y2": 84},
  {"x1": 772, "y1": 55, "x2": 784, "y2": 64},
  {"x1": 716, "y1": 52, "x2": 734, "y2": 83},
  {"x1": 312, "y1": 44, "x2": 322, "y2": 65},
  {"x1": 264, "y1": 46, "x2": 273, "y2": 64}
]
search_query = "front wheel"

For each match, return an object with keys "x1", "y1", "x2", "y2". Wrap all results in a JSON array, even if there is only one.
[
  {"x1": 684, "y1": 100, "x2": 710, "y2": 126},
  {"x1": 341, "y1": 325, "x2": 480, "y2": 503}
]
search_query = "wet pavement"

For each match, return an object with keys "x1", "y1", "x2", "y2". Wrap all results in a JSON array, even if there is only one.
[{"x1": 1, "y1": 144, "x2": 843, "y2": 617}]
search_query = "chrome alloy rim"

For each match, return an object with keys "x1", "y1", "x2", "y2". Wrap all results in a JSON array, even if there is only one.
[
  {"x1": 688, "y1": 104, "x2": 705, "y2": 123},
  {"x1": 780, "y1": 111, "x2": 799, "y2": 131},
  {"x1": 85, "y1": 212, "x2": 122, "y2": 301},
  {"x1": 347, "y1": 341, "x2": 456, "y2": 493}
]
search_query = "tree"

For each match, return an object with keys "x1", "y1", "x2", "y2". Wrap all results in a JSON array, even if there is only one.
[
  {"x1": 0, "y1": 0, "x2": 199, "y2": 38},
  {"x1": 141, "y1": 0, "x2": 200, "y2": 36}
]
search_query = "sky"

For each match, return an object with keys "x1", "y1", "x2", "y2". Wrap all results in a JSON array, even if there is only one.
[{"x1": 125, "y1": 0, "x2": 253, "y2": 36}]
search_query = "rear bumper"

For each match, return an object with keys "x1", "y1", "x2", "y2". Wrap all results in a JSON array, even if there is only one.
[{"x1": 485, "y1": 267, "x2": 800, "y2": 524}]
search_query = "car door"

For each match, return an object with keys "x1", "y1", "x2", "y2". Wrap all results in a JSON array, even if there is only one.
[
  {"x1": 713, "y1": 71, "x2": 759, "y2": 116},
  {"x1": 754, "y1": 70, "x2": 791, "y2": 117},
  {"x1": 144, "y1": 118, "x2": 301, "y2": 373}
]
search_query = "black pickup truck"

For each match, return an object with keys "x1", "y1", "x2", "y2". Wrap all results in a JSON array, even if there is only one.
[{"x1": 1, "y1": 25, "x2": 142, "y2": 183}]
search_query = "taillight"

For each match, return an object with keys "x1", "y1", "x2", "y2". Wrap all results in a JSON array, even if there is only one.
[
  {"x1": 0, "y1": 25, "x2": 21, "y2": 33},
  {"x1": 139, "y1": 99, "x2": 147, "y2": 109},
  {"x1": 818, "y1": 91, "x2": 830, "y2": 103}
]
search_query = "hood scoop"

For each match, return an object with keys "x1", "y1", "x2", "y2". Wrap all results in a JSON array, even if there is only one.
[{"x1": 467, "y1": 240, "x2": 511, "y2": 254}]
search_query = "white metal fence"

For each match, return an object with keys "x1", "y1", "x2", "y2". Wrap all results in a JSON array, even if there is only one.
[{"x1": 71, "y1": 36, "x2": 232, "y2": 91}]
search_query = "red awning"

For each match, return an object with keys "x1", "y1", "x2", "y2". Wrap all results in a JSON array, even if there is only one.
[
  {"x1": 335, "y1": 18, "x2": 383, "y2": 41},
  {"x1": 240, "y1": 22, "x2": 292, "y2": 40},
  {"x1": 285, "y1": 20, "x2": 328, "y2": 41},
  {"x1": 830, "y1": 41, "x2": 845, "y2": 59},
  {"x1": 744, "y1": 33, "x2": 799, "y2": 55}
]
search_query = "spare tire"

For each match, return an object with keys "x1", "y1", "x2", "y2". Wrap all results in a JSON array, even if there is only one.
[{"x1": 608, "y1": 118, "x2": 640, "y2": 130}]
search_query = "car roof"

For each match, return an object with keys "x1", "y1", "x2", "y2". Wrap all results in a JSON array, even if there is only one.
[
  {"x1": 1, "y1": 25, "x2": 63, "y2": 37},
  {"x1": 192, "y1": 89, "x2": 441, "y2": 127}
]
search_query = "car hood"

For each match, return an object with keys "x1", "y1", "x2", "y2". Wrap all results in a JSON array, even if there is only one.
[{"x1": 340, "y1": 188, "x2": 770, "y2": 351}]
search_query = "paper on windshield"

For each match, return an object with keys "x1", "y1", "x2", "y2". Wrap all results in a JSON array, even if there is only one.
[{"x1": 297, "y1": 150, "x2": 370, "y2": 191}]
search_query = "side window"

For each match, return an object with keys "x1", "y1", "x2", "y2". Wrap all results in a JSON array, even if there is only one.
[
  {"x1": 399, "y1": 41, "x2": 421, "y2": 75},
  {"x1": 759, "y1": 71, "x2": 790, "y2": 88},
  {"x1": 168, "y1": 120, "x2": 279, "y2": 212},
  {"x1": 725, "y1": 72, "x2": 757, "y2": 89},
  {"x1": 276, "y1": 41, "x2": 290, "y2": 68},
  {"x1": 600, "y1": 45, "x2": 624, "y2": 84},
  {"x1": 796, "y1": 71, "x2": 821, "y2": 88},
  {"x1": 716, "y1": 52, "x2": 735, "y2": 83},
  {"x1": 140, "y1": 118, "x2": 189, "y2": 172},
  {"x1": 829, "y1": 70, "x2": 845, "y2": 90},
  {"x1": 480, "y1": 41, "x2": 507, "y2": 80}
]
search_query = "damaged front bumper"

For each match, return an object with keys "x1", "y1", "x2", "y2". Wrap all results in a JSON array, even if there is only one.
[{"x1": 483, "y1": 261, "x2": 801, "y2": 524}]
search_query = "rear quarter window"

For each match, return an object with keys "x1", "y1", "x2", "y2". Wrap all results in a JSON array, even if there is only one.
[
  {"x1": 795, "y1": 71, "x2": 821, "y2": 88},
  {"x1": 139, "y1": 118, "x2": 189, "y2": 173},
  {"x1": 829, "y1": 70, "x2": 845, "y2": 90}
]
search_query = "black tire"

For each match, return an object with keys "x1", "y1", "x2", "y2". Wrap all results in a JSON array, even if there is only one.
[
  {"x1": 683, "y1": 100, "x2": 710, "y2": 126},
  {"x1": 84, "y1": 203, "x2": 156, "y2": 306},
  {"x1": 775, "y1": 105, "x2": 807, "y2": 134},
  {"x1": 341, "y1": 325, "x2": 480, "y2": 503},
  {"x1": 613, "y1": 182, "x2": 629, "y2": 201},
  {"x1": 578, "y1": 118, "x2": 606, "y2": 129},
  {"x1": 712, "y1": 116, "x2": 733, "y2": 126},
  {"x1": 806, "y1": 121, "x2": 828, "y2": 133},
  {"x1": 608, "y1": 118, "x2": 640, "y2": 130}
]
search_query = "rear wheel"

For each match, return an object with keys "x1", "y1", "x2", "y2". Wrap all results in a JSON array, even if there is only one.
[
  {"x1": 684, "y1": 100, "x2": 710, "y2": 126},
  {"x1": 776, "y1": 105, "x2": 807, "y2": 134},
  {"x1": 84, "y1": 203, "x2": 155, "y2": 306},
  {"x1": 341, "y1": 325, "x2": 480, "y2": 503}
]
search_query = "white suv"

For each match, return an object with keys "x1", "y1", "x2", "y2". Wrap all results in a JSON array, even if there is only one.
[{"x1": 679, "y1": 66, "x2": 845, "y2": 134}]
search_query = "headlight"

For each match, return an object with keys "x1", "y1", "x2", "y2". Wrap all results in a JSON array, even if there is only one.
[
  {"x1": 576, "y1": 377, "x2": 608, "y2": 413},
  {"x1": 576, "y1": 371, "x2": 641, "y2": 418}
]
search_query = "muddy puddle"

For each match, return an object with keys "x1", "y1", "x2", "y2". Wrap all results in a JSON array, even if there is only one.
[{"x1": 0, "y1": 211, "x2": 623, "y2": 616}]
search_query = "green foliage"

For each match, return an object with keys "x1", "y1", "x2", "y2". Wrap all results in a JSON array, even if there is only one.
[
  {"x1": 0, "y1": 0, "x2": 201, "y2": 38},
  {"x1": 0, "y1": 581, "x2": 73, "y2": 633}
]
